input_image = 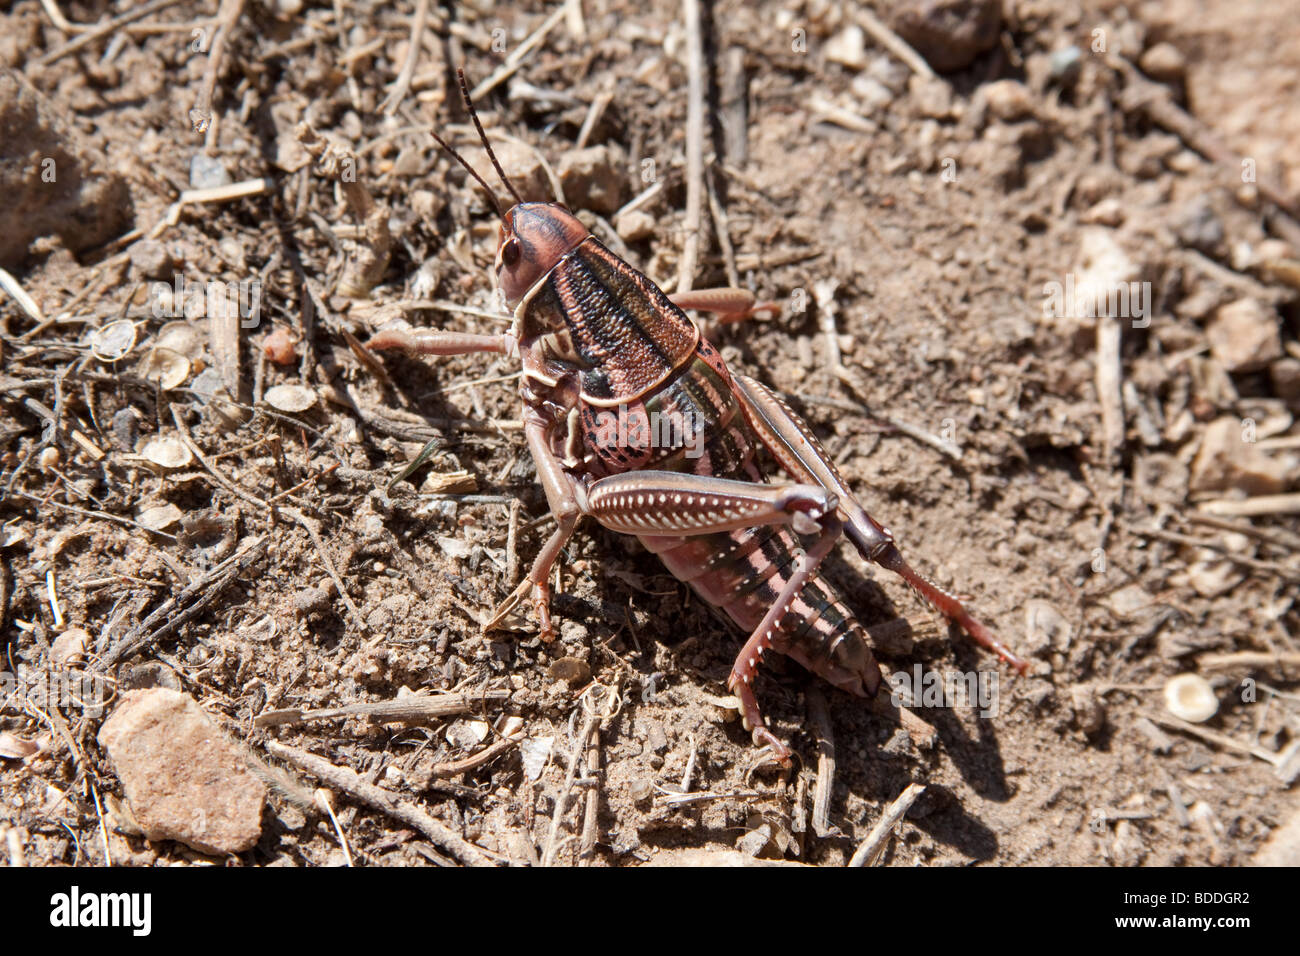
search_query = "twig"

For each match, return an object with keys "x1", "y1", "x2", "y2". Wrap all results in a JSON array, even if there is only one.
[
  {"x1": 719, "y1": 46, "x2": 748, "y2": 164},
  {"x1": 469, "y1": 5, "x2": 568, "y2": 101},
  {"x1": 848, "y1": 782, "x2": 925, "y2": 867},
  {"x1": 169, "y1": 404, "x2": 270, "y2": 511},
  {"x1": 95, "y1": 535, "x2": 268, "y2": 669},
  {"x1": 675, "y1": 0, "x2": 706, "y2": 295},
  {"x1": 1138, "y1": 527, "x2": 1300, "y2": 582},
  {"x1": 705, "y1": 166, "x2": 740, "y2": 289},
  {"x1": 1197, "y1": 651, "x2": 1300, "y2": 673},
  {"x1": 36, "y1": 0, "x2": 184, "y2": 66},
  {"x1": 314, "y1": 790, "x2": 353, "y2": 866},
  {"x1": 806, "y1": 688, "x2": 838, "y2": 838},
  {"x1": 0, "y1": 268, "x2": 46, "y2": 323},
  {"x1": 1147, "y1": 713, "x2": 1296, "y2": 768},
  {"x1": 542, "y1": 706, "x2": 599, "y2": 866},
  {"x1": 255, "y1": 689, "x2": 510, "y2": 727},
  {"x1": 1184, "y1": 512, "x2": 1300, "y2": 552},
  {"x1": 266, "y1": 741, "x2": 497, "y2": 866},
  {"x1": 281, "y1": 505, "x2": 367, "y2": 632},
  {"x1": 1199, "y1": 494, "x2": 1300, "y2": 517},
  {"x1": 380, "y1": 0, "x2": 430, "y2": 116},
  {"x1": 680, "y1": 734, "x2": 698, "y2": 794},
  {"x1": 578, "y1": 722, "x2": 601, "y2": 860},
  {"x1": 430, "y1": 734, "x2": 522, "y2": 779},
  {"x1": 575, "y1": 88, "x2": 613, "y2": 150},
  {"x1": 189, "y1": 0, "x2": 247, "y2": 133},
  {"x1": 855, "y1": 7, "x2": 936, "y2": 79},
  {"x1": 795, "y1": 392, "x2": 962, "y2": 461},
  {"x1": 1096, "y1": 315, "x2": 1125, "y2": 466}
]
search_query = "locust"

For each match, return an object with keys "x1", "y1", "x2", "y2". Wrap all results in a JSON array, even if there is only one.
[{"x1": 369, "y1": 72, "x2": 1029, "y2": 764}]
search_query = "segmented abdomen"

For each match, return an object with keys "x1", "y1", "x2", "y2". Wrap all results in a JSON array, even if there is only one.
[{"x1": 586, "y1": 342, "x2": 883, "y2": 698}]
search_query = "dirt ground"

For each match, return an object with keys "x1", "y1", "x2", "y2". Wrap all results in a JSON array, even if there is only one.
[{"x1": 1, "y1": 0, "x2": 1298, "y2": 867}]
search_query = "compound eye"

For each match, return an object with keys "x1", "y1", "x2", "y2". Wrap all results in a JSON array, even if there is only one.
[{"x1": 501, "y1": 237, "x2": 521, "y2": 268}]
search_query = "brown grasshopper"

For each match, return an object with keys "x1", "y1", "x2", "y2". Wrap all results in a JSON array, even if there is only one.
[{"x1": 370, "y1": 72, "x2": 1028, "y2": 764}]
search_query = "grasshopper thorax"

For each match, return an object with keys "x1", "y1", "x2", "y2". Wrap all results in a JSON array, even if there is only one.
[{"x1": 497, "y1": 202, "x2": 589, "y2": 308}]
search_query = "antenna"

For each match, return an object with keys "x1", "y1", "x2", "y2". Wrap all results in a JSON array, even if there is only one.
[
  {"x1": 427, "y1": 125, "x2": 507, "y2": 223},
  {"x1": 456, "y1": 68, "x2": 525, "y2": 207}
]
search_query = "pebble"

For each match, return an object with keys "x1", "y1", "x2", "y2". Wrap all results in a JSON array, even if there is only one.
[
  {"x1": 189, "y1": 153, "x2": 231, "y2": 190},
  {"x1": 1270, "y1": 357, "x2": 1300, "y2": 400},
  {"x1": 982, "y1": 79, "x2": 1034, "y2": 122},
  {"x1": 1048, "y1": 46, "x2": 1083, "y2": 88},
  {"x1": 1189, "y1": 416, "x2": 1293, "y2": 495},
  {"x1": 887, "y1": 0, "x2": 1002, "y2": 73},
  {"x1": 128, "y1": 239, "x2": 173, "y2": 280},
  {"x1": 1139, "y1": 42, "x2": 1187, "y2": 83},
  {"x1": 49, "y1": 627, "x2": 89, "y2": 666},
  {"x1": 97, "y1": 689, "x2": 265, "y2": 855},
  {"x1": 1205, "y1": 299, "x2": 1283, "y2": 372},
  {"x1": 615, "y1": 209, "x2": 655, "y2": 242},
  {"x1": 825, "y1": 25, "x2": 867, "y2": 70},
  {"x1": 557, "y1": 145, "x2": 625, "y2": 214}
]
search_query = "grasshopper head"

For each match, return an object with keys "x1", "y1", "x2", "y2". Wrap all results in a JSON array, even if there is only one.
[{"x1": 496, "y1": 202, "x2": 589, "y2": 308}]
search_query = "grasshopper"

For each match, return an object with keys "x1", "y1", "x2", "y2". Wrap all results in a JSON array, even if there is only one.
[{"x1": 370, "y1": 72, "x2": 1028, "y2": 764}]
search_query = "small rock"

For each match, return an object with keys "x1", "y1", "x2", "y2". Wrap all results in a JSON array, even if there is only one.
[
  {"x1": 909, "y1": 73, "x2": 953, "y2": 119},
  {"x1": 557, "y1": 145, "x2": 625, "y2": 214},
  {"x1": 1080, "y1": 198, "x2": 1126, "y2": 226},
  {"x1": 1070, "y1": 685, "x2": 1106, "y2": 735},
  {"x1": 97, "y1": 689, "x2": 265, "y2": 855},
  {"x1": 292, "y1": 585, "x2": 332, "y2": 614},
  {"x1": 110, "y1": 408, "x2": 138, "y2": 450},
  {"x1": 547, "y1": 657, "x2": 591, "y2": 686},
  {"x1": 736, "y1": 822, "x2": 773, "y2": 857},
  {"x1": 825, "y1": 25, "x2": 867, "y2": 70},
  {"x1": 189, "y1": 153, "x2": 231, "y2": 190},
  {"x1": 1171, "y1": 196, "x2": 1223, "y2": 254},
  {"x1": 1206, "y1": 299, "x2": 1282, "y2": 373},
  {"x1": 467, "y1": 139, "x2": 550, "y2": 208},
  {"x1": 137, "y1": 503, "x2": 183, "y2": 532},
  {"x1": 851, "y1": 74, "x2": 894, "y2": 113},
  {"x1": 263, "y1": 327, "x2": 298, "y2": 366},
  {"x1": 129, "y1": 239, "x2": 174, "y2": 280},
  {"x1": 1270, "y1": 357, "x2": 1300, "y2": 400},
  {"x1": 645, "y1": 722, "x2": 668, "y2": 753},
  {"x1": 1047, "y1": 46, "x2": 1083, "y2": 88},
  {"x1": 520, "y1": 736, "x2": 553, "y2": 781},
  {"x1": 1139, "y1": 42, "x2": 1186, "y2": 83},
  {"x1": 886, "y1": 0, "x2": 1002, "y2": 73},
  {"x1": 628, "y1": 777, "x2": 653, "y2": 803},
  {"x1": 982, "y1": 79, "x2": 1034, "y2": 122},
  {"x1": 446, "y1": 719, "x2": 490, "y2": 749},
  {"x1": 1024, "y1": 600, "x2": 1071, "y2": 654},
  {"x1": 615, "y1": 209, "x2": 655, "y2": 242},
  {"x1": 50, "y1": 627, "x2": 89, "y2": 666},
  {"x1": 1189, "y1": 416, "x2": 1293, "y2": 495},
  {"x1": 118, "y1": 662, "x2": 182, "y2": 692}
]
